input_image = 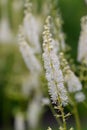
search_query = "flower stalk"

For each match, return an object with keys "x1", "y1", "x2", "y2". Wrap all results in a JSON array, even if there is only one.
[{"x1": 42, "y1": 16, "x2": 68, "y2": 130}]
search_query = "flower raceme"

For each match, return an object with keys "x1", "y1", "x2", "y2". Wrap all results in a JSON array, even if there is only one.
[
  {"x1": 59, "y1": 52, "x2": 85, "y2": 103},
  {"x1": 42, "y1": 16, "x2": 68, "y2": 106},
  {"x1": 18, "y1": 26, "x2": 42, "y2": 74},
  {"x1": 59, "y1": 53, "x2": 82, "y2": 93},
  {"x1": 23, "y1": 0, "x2": 41, "y2": 53}
]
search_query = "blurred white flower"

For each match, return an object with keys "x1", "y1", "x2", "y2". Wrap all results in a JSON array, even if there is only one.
[
  {"x1": 14, "y1": 112, "x2": 25, "y2": 130},
  {"x1": 77, "y1": 16, "x2": 87, "y2": 63},
  {"x1": 18, "y1": 26, "x2": 42, "y2": 73},
  {"x1": 43, "y1": 16, "x2": 68, "y2": 105},
  {"x1": 27, "y1": 94, "x2": 42, "y2": 129},
  {"x1": 22, "y1": 74, "x2": 40, "y2": 96},
  {"x1": 41, "y1": 97, "x2": 50, "y2": 106},
  {"x1": 65, "y1": 70, "x2": 82, "y2": 93},
  {"x1": 85, "y1": 0, "x2": 87, "y2": 4},
  {"x1": 75, "y1": 92, "x2": 85, "y2": 102},
  {"x1": 53, "y1": 15, "x2": 66, "y2": 52},
  {"x1": 59, "y1": 52, "x2": 85, "y2": 105},
  {"x1": 0, "y1": 18, "x2": 13, "y2": 43},
  {"x1": 0, "y1": 0, "x2": 14, "y2": 43},
  {"x1": 23, "y1": 1, "x2": 41, "y2": 53}
]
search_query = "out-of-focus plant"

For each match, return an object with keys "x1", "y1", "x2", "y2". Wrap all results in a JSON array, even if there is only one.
[
  {"x1": 0, "y1": 0, "x2": 14, "y2": 43},
  {"x1": 17, "y1": 0, "x2": 49, "y2": 130}
]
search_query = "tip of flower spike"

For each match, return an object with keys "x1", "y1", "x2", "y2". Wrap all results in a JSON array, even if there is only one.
[
  {"x1": 43, "y1": 17, "x2": 53, "y2": 47},
  {"x1": 43, "y1": 16, "x2": 51, "y2": 33},
  {"x1": 44, "y1": 16, "x2": 52, "y2": 29},
  {"x1": 46, "y1": 16, "x2": 51, "y2": 23},
  {"x1": 59, "y1": 52, "x2": 70, "y2": 71}
]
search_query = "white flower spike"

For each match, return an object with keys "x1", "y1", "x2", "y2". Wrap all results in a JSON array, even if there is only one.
[
  {"x1": 18, "y1": 26, "x2": 42, "y2": 73},
  {"x1": 78, "y1": 16, "x2": 87, "y2": 64},
  {"x1": 42, "y1": 16, "x2": 68, "y2": 105}
]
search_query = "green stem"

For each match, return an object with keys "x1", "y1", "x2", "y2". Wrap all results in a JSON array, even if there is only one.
[
  {"x1": 73, "y1": 104, "x2": 81, "y2": 130},
  {"x1": 57, "y1": 95, "x2": 67, "y2": 130},
  {"x1": 60, "y1": 105, "x2": 67, "y2": 130},
  {"x1": 50, "y1": 104, "x2": 62, "y2": 126},
  {"x1": 83, "y1": 102, "x2": 87, "y2": 109}
]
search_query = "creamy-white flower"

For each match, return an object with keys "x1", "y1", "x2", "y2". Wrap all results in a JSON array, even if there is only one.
[{"x1": 43, "y1": 16, "x2": 68, "y2": 105}]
